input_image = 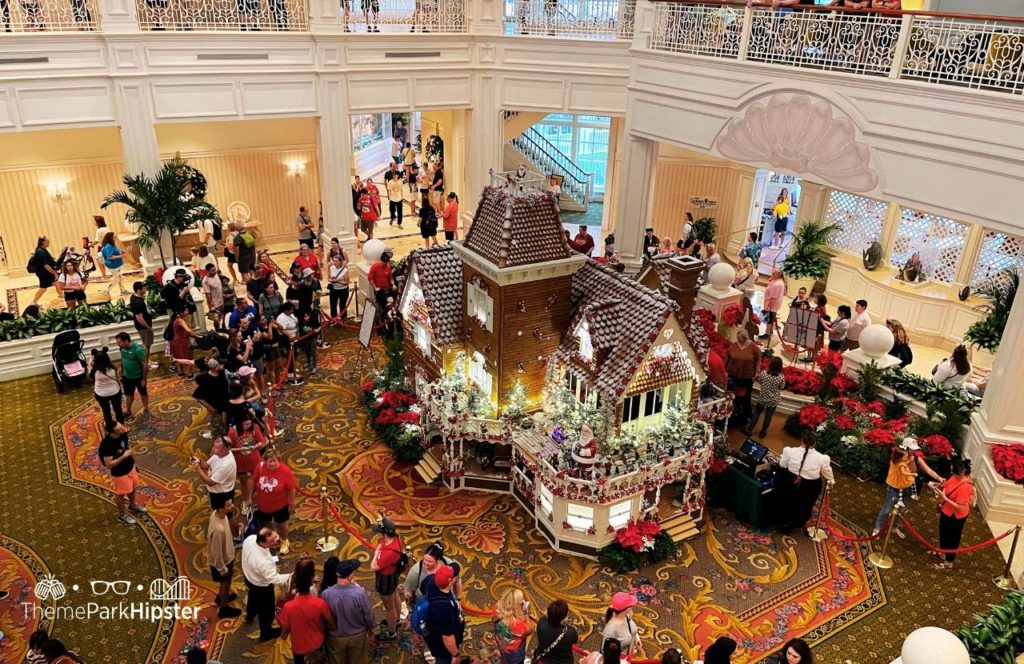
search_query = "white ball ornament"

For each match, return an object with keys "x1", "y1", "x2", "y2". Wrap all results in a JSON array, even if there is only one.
[
  {"x1": 161, "y1": 265, "x2": 194, "y2": 290},
  {"x1": 859, "y1": 324, "x2": 895, "y2": 359},
  {"x1": 362, "y1": 239, "x2": 387, "y2": 263},
  {"x1": 896, "y1": 627, "x2": 969, "y2": 664},
  {"x1": 707, "y1": 262, "x2": 736, "y2": 291}
]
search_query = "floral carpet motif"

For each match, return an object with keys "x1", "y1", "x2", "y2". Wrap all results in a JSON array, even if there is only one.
[
  {"x1": 340, "y1": 447, "x2": 497, "y2": 526},
  {"x1": 0, "y1": 535, "x2": 49, "y2": 663},
  {"x1": 2, "y1": 329, "x2": 1008, "y2": 663}
]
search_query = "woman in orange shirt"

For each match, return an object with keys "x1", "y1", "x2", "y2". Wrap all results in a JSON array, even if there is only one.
[
  {"x1": 442, "y1": 192, "x2": 460, "y2": 242},
  {"x1": 931, "y1": 459, "x2": 974, "y2": 570}
]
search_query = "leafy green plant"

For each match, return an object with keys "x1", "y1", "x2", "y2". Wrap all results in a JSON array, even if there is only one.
[
  {"x1": 965, "y1": 270, "x2": 1018, "y2": 353},
  {"x1": 692, "y1": 217, "x2": 717, "y2": 245},
  {"x1": 781, "y1": 220, "x2": 841, "y2": 280},
  {"x1": 880, "y1": 368, "x2": 978, "y2": 420},
  {"x1": 597, "y1": 532, "x2": 676, "y2": 573},
  {"x1": 101, "y1": 157, "x2": 220, "y2": 268},
  {"x1": 959, "y1": 591, "x2": 1024, "y2": 664},
  {"x1": 0, "y1": 298, "x2": 160, "y2": 342},
  {"x1": 857, "y1": 363, "x2": 883, "y2": 402},
  {"x1": 816, "y1": 363, "x2": 839, "y2": 402}
]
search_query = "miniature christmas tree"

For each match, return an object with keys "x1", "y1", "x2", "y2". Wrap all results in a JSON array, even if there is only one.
[{"x1": 504, "y1": 378, "x2": 528, "y2": 421}]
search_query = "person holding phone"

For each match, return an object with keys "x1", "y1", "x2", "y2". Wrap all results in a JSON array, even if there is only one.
[{"x1": 493, "y1": 587, "x2": 534, "y2": 664}]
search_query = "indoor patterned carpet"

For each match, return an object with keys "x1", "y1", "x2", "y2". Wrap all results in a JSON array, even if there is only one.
[{"x1": 0, "y1": 330, "x2": 1011, "y2": 663}]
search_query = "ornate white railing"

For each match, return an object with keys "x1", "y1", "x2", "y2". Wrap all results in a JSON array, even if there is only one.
[
  {"x1": 338, "y1": 0, "x2": 465, "y2": 33},
  {"x1": 136, "y1": 0, "x2": 308, "y2": 31},
  {"x1": 650, "y1": 2, "x2": 1024, "y2": 96},
  {"x1": 504, "y1": 0, "x2": 635, "y2": 40},
  {"x1": 1, "y1": 0, "x2": 96, "y2": 31}
]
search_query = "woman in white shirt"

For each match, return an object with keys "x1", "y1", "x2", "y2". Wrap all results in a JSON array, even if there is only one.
[
  {"x1": 89, "y1": 347, "x2": 125, "y2": 429},
  {"x1": 57, "y1": 260, "x2": 88, "y2": 309},
  {"x1": 932, "y1": 344, "x2": 971, "y2": 389},
  {"x1": 93, "y1": 215, "x2": 110, "y2": 279},
  {"x1": 327, "y1": 254, "x2": 350, "y2": 321},
  {"x1": 733, "y1": 257, "x2": 757, "y2": 295},
  {"x1": 776, "y1": 431, "x2": 835, "y2": 532}
]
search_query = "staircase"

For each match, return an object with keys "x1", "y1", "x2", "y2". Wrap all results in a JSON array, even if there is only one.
[
  {"x1": 660, "y1": 512, "x2": 701, "y2": 543},
  {"x1": 502, "y1": 113, "x2": 594, "y2": 213},
  {"x1": 413, "y1": 446, "x2": 443, "y2": 484}
]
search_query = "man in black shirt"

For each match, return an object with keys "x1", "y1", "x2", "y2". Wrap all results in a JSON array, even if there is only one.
[
  {"x1": 161, "y1": 268, "x2": 190, "y2": 314},
  {"x1": 642, "y1": 227, "x2": 660, "y2": 262},
  {"x1": 193, "y1": 359, "x2": 230, "y2": 436},
  {"x1": 287, "y1": 270, "x2": 320, "y2": 315},
  {"x1": 99, "y1": 421, "x2": 148, "y2": 525},
  {"x1": 423, "y1": 564, "x2": 465, "y2": 664},
  {"x1": 383, "y1": 161, "x2": 403, "y2": 183},
  {"x1": 129, "y1": 281, "x2": 157, "y2": 369}
]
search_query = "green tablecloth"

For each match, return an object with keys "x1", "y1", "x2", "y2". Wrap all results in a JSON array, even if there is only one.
[{"x1": 710, "y1": 463, "x2": 768, "y2": 526}]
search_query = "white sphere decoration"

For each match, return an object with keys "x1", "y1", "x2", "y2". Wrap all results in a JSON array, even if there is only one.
[
  {"x1": 859, "y1": 324, "x2": 895, "y2": 359},
  {"x1": 707, "y1": 262, "x2": 736, "y2": 291},
  {"x1": 161, "y1": 265, "x2": 194, "y2": 290},
  {"x1": 362, "y1": 239, "x2": 387, "y2": 263},
  {"x1": 899, "y1": 627, "x2": 969, "y2": 664}
]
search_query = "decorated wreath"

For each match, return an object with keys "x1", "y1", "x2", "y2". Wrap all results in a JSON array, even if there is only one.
[{"x1": 178, "y1": 164, "x2": 209, "y2": 201}]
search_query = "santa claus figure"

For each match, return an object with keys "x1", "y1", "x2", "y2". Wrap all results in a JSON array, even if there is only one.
[{"x1": 571, "y1": 424, "x2": 597, "y2": 469}]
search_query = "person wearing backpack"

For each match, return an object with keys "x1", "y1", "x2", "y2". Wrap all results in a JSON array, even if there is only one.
[
  {"x1": 232, "y1": 221, "x2": 258, "y2": 283},
  {"x1": 420, "y1": 563, "x2": 464, "y2": 664},
  {"x1": 29, "y1": 235, "x2": 59, "y2": 306},
  {"x1": 370, "y1": 517, "x2": 405, "y2": 642},
  {"x1": 323, "y1": 558, "x2": 375, "y2": 664}
]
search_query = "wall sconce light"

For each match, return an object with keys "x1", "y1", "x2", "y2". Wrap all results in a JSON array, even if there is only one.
[
  {"x1": 286, "y1": 162, "x2": 306, "y2": 178},
  {"x1": 47, "y1": 182, "x2": 70, "y2": 207}
]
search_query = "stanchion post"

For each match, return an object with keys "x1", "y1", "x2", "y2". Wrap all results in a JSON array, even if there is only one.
[
  {"x1": 807, "y1": 485, "x2": 828, "y2": 542},
  {"x1": 993, "y1": 524, "x2": 1022, "y2": 590},
  {"x1": 868, "y1": 502, "x2": 901, "y2": 569},
  {"x1": 316, "y1": 486, "x2": 339, "y2": 553}
]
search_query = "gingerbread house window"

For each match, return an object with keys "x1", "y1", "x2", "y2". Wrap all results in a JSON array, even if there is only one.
[
  {"x1": 467, "y1": 281, "x2": 493, "y2": 331},
  {"x1": 576, "y1": 319, "x2": 594, "y2": 361},
  {"x1": 469, "y1": 351, "x2": 493, "y2": 400},
  {"x1": 622, "y1": 388, "x2": 666, "y2": 427},
  {"x1": 566, "y1": 503, "x2": 594, "y2": 532},
  {"x1": 415, "y1": 322, "x2": 430, "y2": 354},
  {"x1": 539, "y1": 484, "x2": 554, "y2": 517},
  {"x1": 565, "y1": 371, "x2": 590, "y2": 405},
  {"x1": 609, "y1": 499, "x2": 633, "y2": 530}
]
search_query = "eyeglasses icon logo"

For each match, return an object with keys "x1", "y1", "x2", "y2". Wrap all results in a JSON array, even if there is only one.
[
  {"x1": 90, "y1": 580, "x2": 131, "y2": 596},
  {"x1": 149, "y1": 577, "x2": 192, "y2": 602},
  {"x1": 33, "y1": 574, "x2": 67, "y2": 601}
]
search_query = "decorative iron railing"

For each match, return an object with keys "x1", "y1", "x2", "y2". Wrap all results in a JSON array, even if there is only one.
[
  {"x1": 650, "y1": 1, "x2": 1024, "y2": 96},
  {"x1": 136, "y1": 0, "x2": 308, "y2": 31},
  {"x1": 509, "y1": 126, "x2": 594, "y2": 208},
  {"x1": 1, "y1": 0, "x2": 96, "y2": 32},
  {"x1": 338, "y1": 0, "x2": 465, "y2": 33},
  {"x1": 503, "y1": 0, "x2": 635, "y2": 40}
]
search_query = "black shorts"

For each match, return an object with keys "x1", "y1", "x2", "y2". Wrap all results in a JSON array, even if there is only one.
[
  {"x1": 238, "y1": 257, "x2": 256, "y2": 274},
  {"x1": 123, "y1": 376, "x2": 148, "y2": 397},
  {"x1": 211, "y1": 560, "x2": 234, "y2": 583},
  {"x1": 209, "y1": 489, "x2": 235, "y2": 510},
  {"x1": 375, "y1": 572, "x2": 399, "y2": 596},
  {"x1": 63, "y1": 289, "x2": 86, "y2": 302},
  {"x1": 256, "y1": 505, "x2": 290, "y2": 524},
  {"x1": 38, "y1": 273, "x2": 55, "y2": 288},
  {"x1": 299, "y1": 238, "x2": 315, "y2": 249},
  {"x1": 444, "y1": 231, "x2": 455, "y2": 241},
  {"x1": 774, "y1": 216, "x2": 789, "y2": 234},
  {"x1": 224, "y1": 248, "x2": 237, "y2": 265},
  {"x1": 420, "y1": 222, "x2": 437, "y2": 239}
]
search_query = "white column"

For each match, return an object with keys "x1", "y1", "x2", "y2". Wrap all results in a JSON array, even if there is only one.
[
  {"x1": 317, "y1": 76, "x2": 358, "y2": 258},
  {"x1": 465, "y1": 72, "x2": 501, "y2": 232},
  {"x1": 630, "y1": 0, "x2": 656, "y2": 50},
  {"x1": 307, "y1": 0, "x2": 343, "y2": 33},
  {"x1": 965, "y1": 291, "x2": 1024, "y2": 522},
  {"x1": 113, "y1": 81, "x2": 168, "y2": 269},
  {"x1": 97, "y1": 0, "x2": 142, "y2": 32},
  {"x1": 466, "y1": 0, "x2": 502, "y2": 35},
  {"x1": 613, "y1": 136, "x2": 658, "y2": 269}
]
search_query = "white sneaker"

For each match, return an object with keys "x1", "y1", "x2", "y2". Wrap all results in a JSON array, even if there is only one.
[{"x1": 118, "y1": 514, "x2": 137, "y2": 525}]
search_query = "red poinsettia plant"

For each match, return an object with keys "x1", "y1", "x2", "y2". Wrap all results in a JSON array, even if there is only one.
[
  {"x1": 799, "y1": 403, "x2": 830, "y2": 429},
  {"x1": 615, "y1": 518, "x2": 664, "y2": 553},
  {"x1": 864, "y1": 427, "x2": 896, "y2": 447},
  {"x1": 992, "y1": 443, "x2": 1024, "y2": 484},
  {"x1": 919, "y1": 434, "x2": 954, "y2": 459},
  {"x1": 721, "y1": 303, "x2": 760, "y2": 327}
]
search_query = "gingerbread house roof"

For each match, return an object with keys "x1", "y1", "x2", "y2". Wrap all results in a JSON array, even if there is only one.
[
  {"x1": 557, "y1": 261, "x2": 684, "y2": 401},
  {"x1": 403, "y1": 245, "x2": 463, "y2": 346},
  {"x1": 462, "y1": 187, "x2": 572, "y2": 269}
]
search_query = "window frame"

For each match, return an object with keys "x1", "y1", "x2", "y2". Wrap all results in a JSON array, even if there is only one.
[
  {"x1": 466, "y1": 281, "x2": 494, "y2": 332},
  {"x1": 565, "y1": 502, "x2": 595, "y2": 532},
  {"x1": 539, "y1": 483, "x2": 554, "y2": 517},
  {"x1": 608, "y1": 499, "x2": 633, "y2": 530},
  {"x1": 469, "y1": 351, "x2": 494, "y2": 401}
]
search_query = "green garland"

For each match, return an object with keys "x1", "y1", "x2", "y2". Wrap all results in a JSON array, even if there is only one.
[
  {"x1": 880, "y1": 367, "x2": 978, "y2": 419},
  {"x1": 597, "y1": 532, "x2": 676, "y2": 573},
  {"x1": 959, "y1": 591, "x2": 1024, "y2": 664}
]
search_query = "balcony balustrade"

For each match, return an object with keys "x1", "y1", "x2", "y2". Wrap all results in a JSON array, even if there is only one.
[
  {"x1": 651, "y1": 1, "x2": 1024, "y2": 96},
  {"x1": 1, "y1": 0, "x2": 96, "y2": 32},
  {"x1": 503, "y1": 0, "x2": 635, "y2": 40},
  {"x1": 134, "y1": 0, "x2": 307, "y2": 30}
]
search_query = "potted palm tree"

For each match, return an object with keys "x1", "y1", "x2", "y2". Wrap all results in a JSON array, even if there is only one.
[
  {"x1": 781, "y1": 220, "x2": 841, "y2": 295},
  {"x1": 964, "y1": 269, "x2": 1018, "y2": 366},
  {"x1": 101, "y1": 157, "x2": 220, "y2": 269}
]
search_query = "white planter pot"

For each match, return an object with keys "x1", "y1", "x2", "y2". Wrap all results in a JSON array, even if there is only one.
[{"x1": 0, "y1": 317, "x2": 168, "y2": 382}]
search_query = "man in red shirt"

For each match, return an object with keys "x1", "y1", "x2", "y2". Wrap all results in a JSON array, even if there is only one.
[
  {"x1": 370, "y1": 516, "x2": 404, "y2": 641},
  {"x1": 252, "y1": 450, "x2": 298, "y2": 556},
  {"x1": 568, "y1": 225, "x2": 595, "y2": 257},
  {"x1": 358, "y1": 186, "x2": 381, "y2": 241},
  {"x1": 291, "y1": 244, "x2": 321, "y2": 281},
  {"x1": 368, "y1": 248, "x2": 396, "y2": 313},
  {"x1": 279, "y1": 558, "x2": 336, "y2": 664}
]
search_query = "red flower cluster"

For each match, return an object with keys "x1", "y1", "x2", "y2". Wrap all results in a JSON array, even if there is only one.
[
  {"x1": 693, "y1": 309, "x2": 730, "y2": 360},
  {"x1": 375, "y1": 409, "x2": 420, "y2": 427},
  {"x1": 992, "y1": 444, "x2": 1024, "y2": 484},
  {"x1": 361, "y1": 379, "x2": 376, "y2": 393},
  {"x1": 378, "y1": 390, "x2": 417, "y2": 409},
  {"x1": 816, "y1": 350, "x2": 844, "y2": 371},
  {"x1": 614, "y1": 519, "x2": 664, "y2": 553},
  {"x1": 799, "y1": 404, "x2": 830, "y2": 429},
  {"x1": 721, "y1": 304, "x2": 761, "y2": 327},
  {"x1": 919, "y1": 434, "x2": 954, "y2": 459},
  {"x1": 709, "y1": 455, "x2": 729, "y2": 475},
  {"x1": 832, "y1": 374, "x2": 858, "y2": 396},
  {"x1": 781, "y1": 366, "x2": 822, "y2": 396},
  {"x1": 833, "y1": 414, "x2": 858, "y2": 431},
  {"x1": 864, "y1": 428, "x2": 896, "y2": 447}
]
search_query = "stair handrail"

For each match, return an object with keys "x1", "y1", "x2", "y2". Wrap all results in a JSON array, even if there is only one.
[{"x1": 516, "y1": 127, "x2": 591, "y2": 186}]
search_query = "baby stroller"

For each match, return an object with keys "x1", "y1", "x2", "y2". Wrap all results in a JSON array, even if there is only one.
[{"x1": 52, "y1": 330, "x2": 88, "y2": 393}]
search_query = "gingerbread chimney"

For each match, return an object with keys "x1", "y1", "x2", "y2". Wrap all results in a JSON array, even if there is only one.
[{"x1": 637, "y1": 254, "x2": 705, "y2": 321}]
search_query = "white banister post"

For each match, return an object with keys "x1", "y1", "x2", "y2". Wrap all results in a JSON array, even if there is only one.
[
  {"x1": 888, "y1": 13, "x2": 913, "y2": 80},
  {"x1": 96, "y1": 0, "x2": 142, "y2": 32},
  {"x1": 738, "y1": 5, "x2": 753, "y2": 61},
  {"x1": 467, "y1": 0, "x2": 501, "y2": 35},
  {"x1": 631, "y1": 0, "x2": 655, "y2": 50},
  {"x1": 308, "y1": 0, "x2": 343, "y2": 33}
]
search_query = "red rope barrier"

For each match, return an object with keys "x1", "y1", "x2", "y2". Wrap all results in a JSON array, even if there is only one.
[{"x1": 899, "y1": 516, "x2": 1014, "y2": 555}]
